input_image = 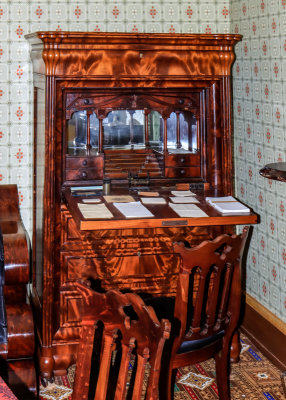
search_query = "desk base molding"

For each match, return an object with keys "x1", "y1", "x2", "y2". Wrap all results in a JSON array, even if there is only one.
[{"x1": 241, "y1": 295, "x2": 286, "y2": 371}]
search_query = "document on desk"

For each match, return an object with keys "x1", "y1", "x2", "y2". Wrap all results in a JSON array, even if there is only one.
[
  {"x1": 78, "y1": 203, "x2": 114, "y2": 219},
  {"x1": 171, "y1": 190, "x2": 196, "y2": 197},
  {"x1": 141, "y1": 197, "x2": 166, "y2": 204},
  {"x1": 170, "y1": 196, "x2": 199, "y2": 203},
  {"x1": 205, "y1": 196, "x2": 250, "y2": 215},
  {"x1": 169, "y1": 203, "x2": 209, "y2": 218},
  {"x1": 114, "y1": 201, "x2": 154, "y2": 218},
  {"x1": 104, "y1": 195, "x2": 135, "y2": 203}
]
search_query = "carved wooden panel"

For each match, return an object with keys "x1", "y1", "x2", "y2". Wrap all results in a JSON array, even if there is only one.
[{"x1": 25, "y1": 32, "x2": 243, "y2": 378}]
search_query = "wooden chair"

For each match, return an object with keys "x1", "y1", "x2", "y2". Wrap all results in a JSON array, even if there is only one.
[
  {"x1": 150, "y1": 227, "x2": 249, "y2": 400},
  {"x1": 72, "y1": 281, "x2": 171, "y2": 400}
]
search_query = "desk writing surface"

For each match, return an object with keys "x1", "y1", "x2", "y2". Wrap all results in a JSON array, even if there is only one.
[{"x1": 63, "y1": 187, "x2": 258, "y2": 231}]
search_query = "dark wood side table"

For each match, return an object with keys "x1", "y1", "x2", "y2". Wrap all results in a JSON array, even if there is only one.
[
  {"x1": 259, "y1": 162, "x2": 286, "y2": 182},
  {"x1": 260, "y1": 162, "x2": 286, "y2": 395}
]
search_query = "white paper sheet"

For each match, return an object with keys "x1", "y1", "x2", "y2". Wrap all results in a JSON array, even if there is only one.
[
  {"x1": 81, "y1": 198, "x2": 102, "y2": 203},
  {"x1": 78, "y1": 203, "x2": 113, "y2": 219},
  {"x1": 169, "y1": 203, "x2": 209, "y2": 218},
  {"x1": 205, "y1": 196, "x2": 250, "y2": 215},
  {"x1": 113, "y1": 201, "x2": 154, "y2": 218},
  {"x1": 171, "y1": 190, "x2": 196, "y2": 197},
  {"x1": 170, "y1": 196, "x2": 199, "y2": 203},
  {"x1": 141, "y1": 197, "x2": 166, "y2": 204}
]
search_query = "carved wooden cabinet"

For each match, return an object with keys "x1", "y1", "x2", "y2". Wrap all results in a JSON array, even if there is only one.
[{"x1": 26, "y1": 32, "x2": 242, "y2": 378}]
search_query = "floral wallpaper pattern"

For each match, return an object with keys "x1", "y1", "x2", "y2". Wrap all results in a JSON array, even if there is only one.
[
  {"x1": 231, "y1": 0, "x2": 286, "y2": 323},
  {"x1": 0, "y1": 0, "x2": 230, "y2": 235},
  {"x1": 0, "y1": 0, "x2": 285, "y2": 322}
]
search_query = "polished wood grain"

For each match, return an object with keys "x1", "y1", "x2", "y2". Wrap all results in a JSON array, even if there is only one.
[
  {"x1": 71, "y1": 281, "x2": 170, "y2": 400},
  {"x1": 259, "y1": 162, "x2": 286, "y2": 182},
  {"x1": 24, "y1": 32, "x2": 252, "y2": 378},
  {"x1": 26, "y1": 32, "x2": 241, "y2": 78},
  {"x1": 64, "y1": 187, "x2": 257, "y2": 231},
  {"x1": 154, "y1": 228, "x2": 249, "y2": 400},
  {"x1": 242, "y1": 298, "x2": 286, "y2": 371},
  {"x1": 0, "y1": 185, "x2": 37, "y2": 398}
]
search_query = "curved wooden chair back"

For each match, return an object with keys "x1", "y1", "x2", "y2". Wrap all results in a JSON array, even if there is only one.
[
  {"x1": 72, "y1": 281, "x2": 170, "y2": 400},
  {"x1": 159, "y1": 227, "x2": 249, "y2": 400},
  {"x1": 173, "y1": 227, "x2": 249, "y2": 348}
]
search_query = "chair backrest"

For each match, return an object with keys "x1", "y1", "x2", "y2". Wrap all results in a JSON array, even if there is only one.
[
  {"x1": 72, "y1": 281, "x2": 171, "y2": 400},
  {"x1": 172, "y1": 227, "x2": 249, "y2": 349}
]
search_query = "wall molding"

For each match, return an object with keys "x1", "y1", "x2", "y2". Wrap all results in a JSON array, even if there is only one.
[
  {"x1": 245, "y1": 294, "x2": 286, "y2": 335},
  {"x1": 242, "y1": 294, "x2": 286, "y2": 371}
]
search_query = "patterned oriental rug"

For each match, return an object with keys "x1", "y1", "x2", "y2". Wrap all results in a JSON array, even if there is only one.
[{"x1": 39, "y1": 335, "x2": 285, "y2": 400}]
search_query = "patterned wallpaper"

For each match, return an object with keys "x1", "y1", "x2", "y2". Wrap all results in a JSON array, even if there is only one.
[
  {"x1": 0, "y1": 0, "x2": 285, "y2": 323},
  {"x1": 231, "y1": 0, "x2": 286, "y2": 323},
  {"x1": 0, "y1": 0, "x2": 230, "y2": 235}
]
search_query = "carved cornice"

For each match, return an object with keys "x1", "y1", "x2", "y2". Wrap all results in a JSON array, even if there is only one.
[{"x1": 25, "y1": 32, "x2": 242, "y2": 78}]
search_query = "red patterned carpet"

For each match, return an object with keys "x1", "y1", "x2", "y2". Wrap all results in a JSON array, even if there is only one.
[{"x1": 39, "y1": 335, "x2": 285, "y2": 400}]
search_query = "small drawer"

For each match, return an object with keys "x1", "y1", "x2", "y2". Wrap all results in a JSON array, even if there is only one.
[
  {"x1": 65, "y1": 168, "x2": 103, "y2": 181},
  {"x1": 165, "y1": 153, "x2": 200, "y2": 167},
  {"x1": 164, "y1": 166, "x2": 201, "y2": 178},
  {"x1": 66, "y1": 156, "x2": 103, "y2": 169}
]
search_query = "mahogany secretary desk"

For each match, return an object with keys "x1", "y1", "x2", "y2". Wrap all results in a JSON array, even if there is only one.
[{"x1": 26, "y1": 32, "x2": 256, "y2": 378}]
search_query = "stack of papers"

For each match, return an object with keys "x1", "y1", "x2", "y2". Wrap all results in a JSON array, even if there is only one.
[
  {"x1": 170, "y1": 196, "x2": 199, "y2": 204},
  {"x1": 114, "y1": 202, "x2": 154, "y2": 218},
  {"x1": 206, "y1": 196, "x2": 250, "y2": 215},
  {"x1": 171, "y1": 190, "x2": 196, "y2": 197},
  {"x1": 78, "y1": 203, "x2": 113, "y2": 219},
  {"x1": 141, "y1": 197, "x2": 166, "y2": 205},
  {"x1": 82, "y1": 198, "x2": 101, "y2": 204},
  {"x1": 169, "y1": 203, "x2": 208, "y2": 218}
]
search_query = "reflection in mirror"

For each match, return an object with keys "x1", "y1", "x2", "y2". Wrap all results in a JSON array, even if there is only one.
[
  {"x1": 165, "y1": 111, "x2": 197, "y2": 153},
  {"x1": 102, "y1": 110, "x2": 145, "y2": 148},
  {"x1": 90, "y1": 113, "x2": 99, "y2": 148},
  {"x1": 180, "y1": 112, "x2": 197, "y2": 151},
  {"x1": 67, "y1": 111, "x2": 87, "y2": 149},
  {"x1": 166, "y1": 112, "x2": 177, "y2": 149},
  {"x1": 148, "y1": 111, "x2": 164, "y2": 151},
  {"x1": 66, "y1": 108, "x2": 198, "y2": 153},
  {"x1": 66, "y1": 111, "x2": 99, "y2": 150},
  {"x1": 67, "y1": 111, "x2": 99, "y2": 149}
]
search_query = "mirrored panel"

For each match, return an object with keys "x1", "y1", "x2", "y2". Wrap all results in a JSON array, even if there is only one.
[
  {"x1": 166, "y1": 111, "x2": 197, "y2": 153},
  {"x1": 166, "y1": 112, "x2": 177, "y2": 149},
  {"x1": 66, "y1": 111, "x2": 87, "y2": 149},
  {"x1": 66, "y1": 111, "x2": 99, "y2": 150},
  {"x1": 90, "y1": 113, "x2": 99, "y2": 148},
  {"x1": 179, "y1": 112, "x2": 197, "y2": 151},
  {"x1": 148, "y1": 111, "x2": 164, "y2": 151},
  {"x1": 66, "y1": 108, "x2": 198, "y2": 153},
  {"x1": 103, "y1": 110, "x2": 145, "y2": 148}
]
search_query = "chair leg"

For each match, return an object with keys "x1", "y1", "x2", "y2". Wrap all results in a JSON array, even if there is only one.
[
  {"x1": 214, "y1": 346, "x2": 231, "y2": 400},
  {"x1": 159, "y1": 365, "x2": 174, "y2": 400},
  {"x1": 72, "y1": 324, "x2": 96, "y2": 400}
]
